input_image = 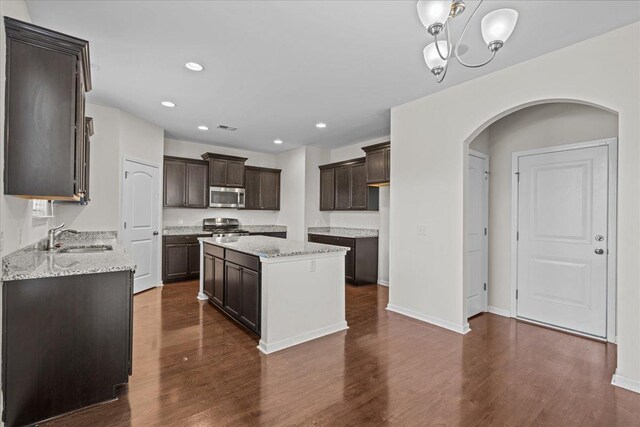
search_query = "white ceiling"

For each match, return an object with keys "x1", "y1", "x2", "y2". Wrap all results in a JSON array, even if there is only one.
[{"x1": 25, "y1": 1, "x2": 640, "y2": 153}]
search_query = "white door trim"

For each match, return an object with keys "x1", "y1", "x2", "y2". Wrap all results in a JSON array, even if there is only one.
[
  {"x1": 468, "y1": 149, "x2": 489, "y2": 316},
  {"x1": 121, "y1": 155, "x2": 163, "y2": 291},
  {"x1": 510, "y1": 138, "x2": 617, "y2": 342}
]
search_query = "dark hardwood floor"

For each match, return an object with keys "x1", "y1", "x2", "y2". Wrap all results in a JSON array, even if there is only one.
[{"x1": 45, "y1": 281, "x2": 639, "y2": 426}]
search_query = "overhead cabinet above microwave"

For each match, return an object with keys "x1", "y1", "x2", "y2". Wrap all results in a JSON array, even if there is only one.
[
  {"x1": 201, "y1": 152, "x2": 247, "y2": 188},
  {"x1": 4, "y1": 17, "x2": 92, "y2": 201}
]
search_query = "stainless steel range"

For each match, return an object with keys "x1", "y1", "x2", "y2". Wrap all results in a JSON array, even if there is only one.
[{"x1": 203, "y1": 218, "x2": 249, "y2": 238}]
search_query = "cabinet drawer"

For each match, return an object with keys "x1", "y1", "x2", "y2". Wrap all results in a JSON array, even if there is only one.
[
  {"x1": 165, "y1": 235, "x2": 207, "y2": 245},
  {"x1": 204, "y1": 243, "x2": 225, "y2": 258},
  {"x1": 226, "y1": 250, "x2": 260, "y2": 271},
  {"x1": 308, "y1": 234, "x2": 324, "y2": 244}
]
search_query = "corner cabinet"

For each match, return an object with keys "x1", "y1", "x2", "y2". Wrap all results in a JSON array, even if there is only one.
[
  {"x1": 308, "y1": 234, "x2": 378, "y2": 285},
  {"x1": 243, "y1": 166, "x2": 281, "y2": 210},
  {"x1": 163, "y1": 156, "x2": 209, "y2": 208},
  {"x1": 4, "y1": 17, "x2": 92, "y2": 201},
  {"x1": 362, "y1": 141, "x2": 390, "y2": 185},
  {"x1": 319, "y1": 158, "x2": 379, "y2": 211},
  {"x1": 201, "y1": 152, "x2": 247, "y2": 188},
  {"x1": 162, "y1": 235, "x2": 207, "y2": 282}
]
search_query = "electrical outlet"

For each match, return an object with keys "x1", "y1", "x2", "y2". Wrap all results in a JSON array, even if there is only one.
[
  {"x1": 178, "y1": 218, "x2": 184, "y2": 225},
  {"x1": 309, "y1": 260, "x2": 316, "y2": 272},
  {"x1": 417, "y1": 225, "x2": 427, "y2": 236}
]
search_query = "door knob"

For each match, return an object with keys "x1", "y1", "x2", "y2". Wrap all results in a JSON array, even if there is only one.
[
  {"x1": 595, "y1": 248, "x2": 604, "y2": 255},
  {"x1": 595, "y1": 235, "x2": 604, "y2": 242}
]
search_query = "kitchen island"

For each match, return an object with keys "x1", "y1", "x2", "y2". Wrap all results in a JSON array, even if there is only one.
[{"x1": 198, "y1": 235, "x2": 349, "y2": 354}]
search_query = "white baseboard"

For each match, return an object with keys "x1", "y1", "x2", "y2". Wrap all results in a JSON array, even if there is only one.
[
  {"x1": 612, "y1": 371, "x2": 640, "y2": 394},
  {"x1": 378, "y1": 279, "x2": 389, "y2": 287},
  {"x1": 487, "y1": 305, "x2": 511, "y2": 317},
  {"x1": 386, "y1": 304, "x2": 470, "y2": 335},
  {"x1": 257, "y1": 321, "x2": 349, "y2": 354},
  {"x1": 196, "y1": 292, "x2": 208, "y2": 301}
]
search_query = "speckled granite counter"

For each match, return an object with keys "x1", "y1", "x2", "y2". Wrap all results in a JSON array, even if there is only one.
[
  {"x1": 163, "y1": 226, "x2": 212, "y2": 236},
  {"x1": 200, "y1": 235, "x2": 348, "y2": 259},
  {"x1": 243, "y1": 225, "x2": 287, "y2": 233},
  {"x1": 2, "y1": 231, "x2": 136, "y2": 281},
  {"x1": 307, "y1": 227, "x2": 378, "y2": 238},
  {"x1": 163, "y1": 225, "x2": 287, "y2": 236}
]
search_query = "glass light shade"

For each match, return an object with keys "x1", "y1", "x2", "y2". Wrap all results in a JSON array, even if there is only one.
[
  {"x1": 423, "y1": 41, "x2": 449, "y2": 70},
  {"x1": 481, "y1": 9, "x2": 518, "y2": 45},
  {"x1": 416, "y1": 0, "x2": 451, "y2": 28}
]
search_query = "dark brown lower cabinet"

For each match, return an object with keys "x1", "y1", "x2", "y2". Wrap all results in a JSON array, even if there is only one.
[
  {"x1": 2, "y1": 271, "x2": 133, "y2": 427},
  {"x1": 203, "y1": 243, "x2": 261, "y2": 335},
  {"x1": 162, "y1": 235, "x2": 208, "y2": 283},
  {"x1": 308, "y1": 234, "x2": 378, "y2": 285}
]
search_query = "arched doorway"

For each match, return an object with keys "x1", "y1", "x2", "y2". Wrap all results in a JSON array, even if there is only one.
[{"x1": 463, "y1": 101, "x2": 618, "y2": 341}]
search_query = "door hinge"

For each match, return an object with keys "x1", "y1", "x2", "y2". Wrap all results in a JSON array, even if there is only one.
[
  {"x1": 484, "y1": 171, "x2": 489, "y2": 181},
  {"x1": 125, "y1": 171, "x2": 129, "y2": 179},
  {"x1": 516, "y1": 231, "x2": 519, "y2": 241},
  {"x1": 484, "y1": 283, "x2": 487, "y2": 291},
  {"x1": 515, "y1": 171, "x2": 520, "y2": 182},
  {"x1": 484, "y1": 227, "x2": 487, "y2": 236},
  {"x1": 516, "y1": 289, "x2": 519, "y2": 299},
  {"x1": 124, "y1": 222, "x2": 127, "y2": 229}
]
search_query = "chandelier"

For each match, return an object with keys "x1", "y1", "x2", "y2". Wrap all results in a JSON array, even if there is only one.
[{"x1": 417, "y1": 0, "x2": 518, "y2": 83}]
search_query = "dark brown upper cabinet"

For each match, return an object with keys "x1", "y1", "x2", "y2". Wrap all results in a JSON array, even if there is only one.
[
  {"x1": 80, "y1": 117, "x2": 94, "y2": 204},
  {"x1": 320, "y1": 168, "x2": 335, "y2": 210},
  {"x1": 319, "y1": 158, "x2": 379, "y2": 211},
  {"x1": 163, "y1": 156, "x2": 208, "y2": 208},
  {"x1": 362, "y1": 141, "x2": 391, "y2": 186},
  {"x1": 243, "y1": 166, "x2": 281, "y2": 210},
  {"x1": 4, "y1": 17, "x2": 91, "y2": 201},
  {"x1": 201, "y1": 152, "x2": 247, "y2": 188}
]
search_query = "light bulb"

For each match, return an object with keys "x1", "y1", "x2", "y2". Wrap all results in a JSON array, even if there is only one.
[
  {"x1": 423, "y1": 41, "x2": 449, "y2": 72},
  {"x1": 481, "y1": 9, "x2": 518, "y2": 46},
  {"x1": 417, "y1": 1, "x2": 451, "y2": 34}
]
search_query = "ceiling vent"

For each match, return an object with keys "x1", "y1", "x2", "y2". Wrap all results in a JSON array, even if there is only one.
[{"x1": 217, "y1": 125, "x2": 238, "y2": 131}]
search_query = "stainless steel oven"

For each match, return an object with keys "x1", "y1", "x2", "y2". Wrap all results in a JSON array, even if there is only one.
[{"x1": 209, "y1": 186, "x2": 245, "y2": 208}]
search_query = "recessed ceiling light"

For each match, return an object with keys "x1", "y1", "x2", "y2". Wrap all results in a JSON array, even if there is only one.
[
  {"x1": 185, "y1": 62, "x2": 204, "y2": 72},
  {"x1": 273, "y1": 139, "x2": 283, "y2": 144},
  {"x1": 161, "y1": 101, "x2": 176, "y2": 108},
  {"x1": 198, "y1": 125, "x2": 208, "y2": 131},
  {"x1": 315, "y1": 122, "x2": 327, "y2": 128}
]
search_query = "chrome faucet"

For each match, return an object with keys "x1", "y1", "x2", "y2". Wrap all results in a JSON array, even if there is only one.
[{"x1": 46, "y1": 223, "x2": 78, "y2": 251}]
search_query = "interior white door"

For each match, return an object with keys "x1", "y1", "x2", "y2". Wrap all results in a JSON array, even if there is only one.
[
  {"x1": 466, "y1": 152, "x2": 488, "y2": 318},
  {"x1": 517, "y1": 145, "x2": 608, "y2": 337},
  {"x1": 123, "y1": 159, "x2": 160, "y2": 294}
]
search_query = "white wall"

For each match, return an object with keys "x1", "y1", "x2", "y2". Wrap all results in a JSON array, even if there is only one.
[
  {"x1": 163, "y1": 138, "x2": 283, "y2": 226},
  {"x1": 390, "y1": 23, "x2": 640, "y2": 388},
  {"x1": 304, "y1": 146, "x2": 331, "y2": 230},
  {"x1": 470, "y1": 103, "x2": 618, "y2": 312},
  {"x1": 276, "y1": 147, "x2": 306, "y2": 240}
]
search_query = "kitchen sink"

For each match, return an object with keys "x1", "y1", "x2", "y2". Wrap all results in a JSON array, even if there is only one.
[{"x1": 58, "y1": 245, "x2": 113, "y2": 254}]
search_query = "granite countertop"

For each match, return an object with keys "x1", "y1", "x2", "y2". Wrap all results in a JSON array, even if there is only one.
[
  {"x1": 200, "y1": 235, "x2": 348, "y2": 259},
  {"x1": 163, "y1": 224, "x2": 287, "y2": 236},
  {"x1": 163, "y1": 226, "x2": 212, "y2": 236},
  {"x1": 242, "y1": 225, "x2": 287, "y2": 233},
  {"x1": 2, "y1": 231, "x2": 136, "y2": 282},
  {"x1": 307, "y1": 227, "x2": 379, "y2": 238}
]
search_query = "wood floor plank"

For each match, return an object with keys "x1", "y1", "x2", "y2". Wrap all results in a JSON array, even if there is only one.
[{"x1": 43, "y1": 281, "x2": 640, "y2": 426}]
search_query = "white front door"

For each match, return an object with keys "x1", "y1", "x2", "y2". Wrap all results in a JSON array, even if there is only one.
[
  {"x1": 516, "y1": 145, "x2": 608, "y2": 337},
  {"x1": 123, "y1": 159, "x2": 160, "y2": 294},
  {"x1": 466, "y1": 152, "x2": 488, "y2": 318}
]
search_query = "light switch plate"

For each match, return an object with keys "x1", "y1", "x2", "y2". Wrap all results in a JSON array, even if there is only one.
[{"x1": 309, "y1": 260, "x2": 316, "y2": 272}]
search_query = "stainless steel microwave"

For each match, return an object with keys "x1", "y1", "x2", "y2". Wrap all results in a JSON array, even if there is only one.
[{"x1": 209, "y1": 186, "x2": 245, "y2": 208}]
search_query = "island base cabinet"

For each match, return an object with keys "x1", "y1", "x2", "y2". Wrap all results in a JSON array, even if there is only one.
[
  {"x1": 308, "y1": 234, "x2": 378, "y2": 285},
  {"x1": 224, "y1": 263, "x2": 242, "y2": 317},
  {"x1": 2, "y1": 271, "x2": 133, "y2": 427},
  {"x1": 223, "y1": 261, "x2": 260, "y2": 334}
]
